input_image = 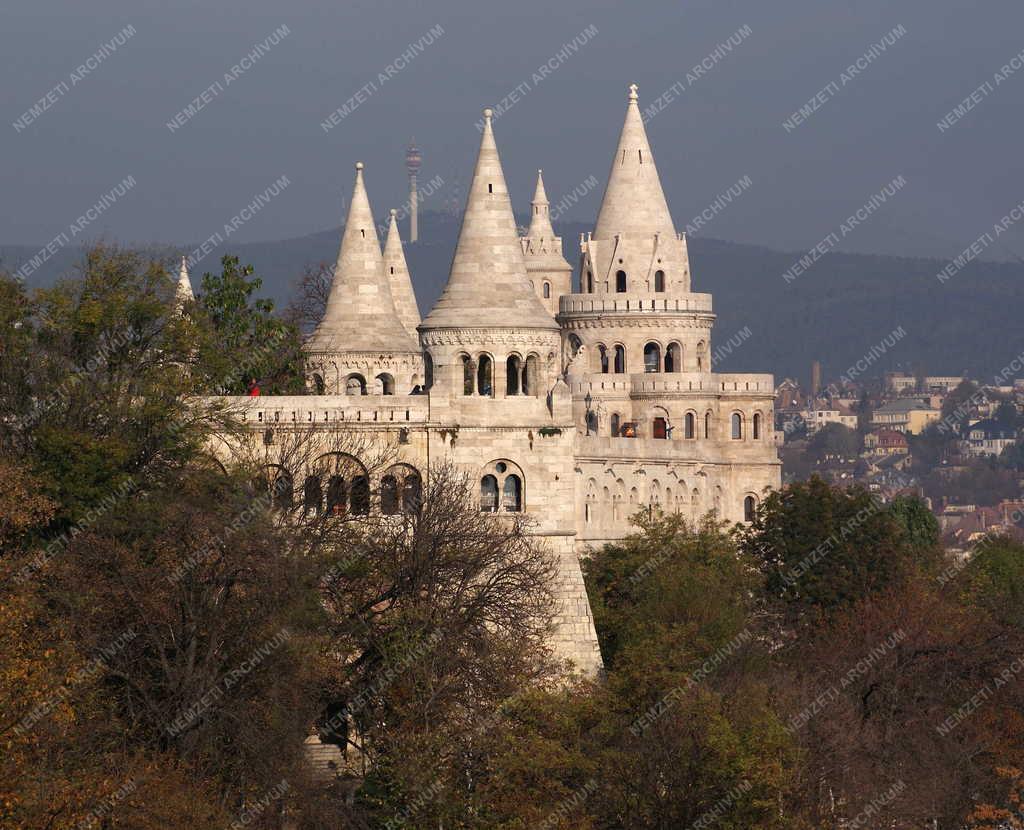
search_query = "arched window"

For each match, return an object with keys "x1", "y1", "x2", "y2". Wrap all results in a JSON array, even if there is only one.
[
  {"x1": 543, "y1": 282, "x2": 551, "y2": 298},
  {"x1": 312, "y1": 373, "x2": 325, "y2": 395},
  {"x1": 665, "y1": 342, "x2": 681, "y2": 373},
  {"x1": 654, "y1": 270, "x2": 665, "y2": 292},
  {"x1": 653, "y1": 417, "x2": 668, "y2": 439},
  {"x1": 381, "y1": 475, "x2": 399, "y2": 515},
  {"x1": 524, "y1": 354, "x2": 539, "y2": 395},
  {"x1": 614, "y1": 345, "x2": 626, "y2": 373},
  {"x1": 480, "y1": 460, "x2": 525, "y2": 514},
  {"x1": 696, "y1": 341, "x2": 707, "y2": 372},
  {"x1": 598, "y1": 344, "x2": 609, "y2": 374},
  {"x1": 585, "y1": 410, "x2": 598, "y2": 435},
  {"x1": 326, "y1": 476, "x2": 347, "y2": 516},
  {"x1": 731, "y1": 412, "x2": 743, "y2": 440},
  {"x1": 271, "y1": 469, "x2": 293, "y2": 510},
  {"x1": 506, "y1": 355, "x2": 522, "y2": 395},
  {"x1": 610, "y1": 413, "x2": 621, "y2": 437},
  {"x1": 480, "y1": 475, "x2": 499, "y2": 513},
  {"x1": 477, "y1": 355, "x2": 493, "y2": 397},
  {"x1": 753, "y1": 413, "x2": 762, "y2": 440},
  {"x1": 587, "y1": 270, "x2": 593, "y2": 293},
  {"x1": 462, "y1": 355, "x2": 474, "y2": 395},
  {"x1": 424, "y1": 352, "x2": 434, "y2": 389},
  {"x1": 303, "y1": 475, "x2": 322, "y2": 515},
  {"x1": 402, "y1": 473, "x2": 422, "y2": 514},
  {"x1": 685, "y1": 412, "x2": 696, "y2": 439},
  {"x1": 350, "y1": 476, "x2": 370, "y2": 515},
  {"x1": 502, "y1": 475, "x2": 523, "y2": 512},
  {"x1": 744, "y1": 495, "x2": 757, "y2": 523},
  {"x1": 615, "y1": 270, "x2": 627, "y2": 292},
  {"x1": 643, "y1": 342, "x2": 661, "y2": 373},
  {"x1": 345, "y1": 374, "x2": 367, "y2": 395},
  {"x1": 375, "y1": 373, "x2": 395, "y2": 395},
  {"x1": 705, "y1": 411, "x2": 712, "y2": 439}
]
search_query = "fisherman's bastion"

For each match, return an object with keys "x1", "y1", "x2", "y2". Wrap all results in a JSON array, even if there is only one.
[{"x1": 190, "y1": 85, "x2": 781, "y2": 673}]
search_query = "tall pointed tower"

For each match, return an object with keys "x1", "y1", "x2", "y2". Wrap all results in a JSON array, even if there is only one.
[
  {"x1": 521, "y1": 170, "x2": 572, "y2": 316},
  {"x1": 306, "y1": 162, "x2": 423, "y2": 395},
  {"x1": 561, "y1": 85, "x2": 779, "y2": 545},
  {"x1": 420, "y1": 108, "x2": 602, "y2": 675},
  {"x1": 383, "y1": 208, "x2": 421, "y2": 340}
]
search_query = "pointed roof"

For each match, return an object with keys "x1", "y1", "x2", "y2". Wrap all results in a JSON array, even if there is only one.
[
  {"x1": 383, "y1": 208, "x2": 421, "y2": 338},
  {"x1": 308, "y1": 163, "x2": 418, "y2": 353},
  {"x1": 593, "y1": 83, "x2": 677, "y2": 240},
  {"x1": 175, "y1": 256, "x2": 194, "y2": 304},
  {"x1": 527, "y1": 169, "x2": 556, "y2": 239},
  {"x1": 422, "y1": 109, "x2": 557, "y2": 331},
  {"x1": 522, "y1": 169, "x2": 570, "y2": 270}
]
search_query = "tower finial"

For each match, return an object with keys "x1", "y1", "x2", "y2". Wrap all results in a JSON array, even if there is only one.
[
  {"x1": 483, "y1": 107, "x2": 493, "y2": 122},
  {"x1": 628, "y1": 83, "x2": 639, "y2": 102}
]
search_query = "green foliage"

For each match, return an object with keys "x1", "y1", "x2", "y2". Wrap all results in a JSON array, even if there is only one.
[
  {"x1": 806, "y1": 422, "x2": 861, "y2": 461},
  {"x1": 5, "y1": 247, "x2": 205, "y2": 527},
  {"x1": 888, "y1": 494, "x2": 941, "y2": 551},
  {"x1": 994, "y1": 401, "x2": 1022, "y2": 429},
  {"x1": 941, "y1": 380, "x2": 979, "y2": 426},
  {"x1": 963, "y1": 537, "x2": 1024, "y2": 629},
  {"x1": 194, "y1": 255, "x2": 305, "y2": 395},
  {"x1": 583, "y1": 513, "x2": 756, "y2": 670},
  {"x1": 740, "y1": 476, "x2": 938, "y2": 626},
  {"x1": 577, "y1": 515, "x2": 798, "y2": 829},
  {"x1": 908, "y1": 422, "x2": 956, "y2": 471},
  {"x1": 924, "y1": 458, "x2": 1020, "y2": 507}
]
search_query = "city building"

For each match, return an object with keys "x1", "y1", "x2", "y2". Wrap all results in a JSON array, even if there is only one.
[
  {"x1": 871, "y1": 398, "x2": 940, "y2": 434},
  {"x1": 962, "y1": 418, "x2": 1018, "y2": 457},
  {"x1": 864, "y1": 429, "x2": 909, "y2": 456},
  {"x1": 807, "y1": 405, "x2": 858, "y2": 434}
]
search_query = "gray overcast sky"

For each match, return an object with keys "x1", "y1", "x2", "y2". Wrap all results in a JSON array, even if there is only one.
[{"x1": 3, "y1": 0, "x2": 1024, "y2": 261}]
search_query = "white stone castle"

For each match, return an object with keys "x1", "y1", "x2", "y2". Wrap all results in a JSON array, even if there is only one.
[{"x1": 199, "y1": 86, "x2": 780, "y2": 673}]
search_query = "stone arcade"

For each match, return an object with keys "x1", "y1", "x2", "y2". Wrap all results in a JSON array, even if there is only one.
[{"x1": 201, "y1": 85, "x2": 780, "y2": 676}]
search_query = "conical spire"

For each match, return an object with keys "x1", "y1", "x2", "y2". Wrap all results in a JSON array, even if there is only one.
[
  {"x1": 422, "y1": 108, "x2": 557, "y2": 330},
  {"x1": 308, "y1": 163, "x2": 418, "y2": 353},
  {"x1": 527, "y1": 169, "x2": 556, "y2": 239},
  {"x1": 175, "y1": 256, "x2": 194, "y2": 304},
  {"x1": 383, "y1": 208, "x2": 421, "y2": 338},
  {"x1": 593, "y1": 84, "x2": 676, "y2": 240}
]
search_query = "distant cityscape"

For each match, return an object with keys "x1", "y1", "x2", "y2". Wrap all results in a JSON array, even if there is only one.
[{"x1": 776, "y1": 363, "x2": 1024, "y2": 553}]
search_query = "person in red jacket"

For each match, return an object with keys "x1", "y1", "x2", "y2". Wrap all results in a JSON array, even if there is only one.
[{"x1": 247, "y1": 377, "x2": 260, "y2": 396}]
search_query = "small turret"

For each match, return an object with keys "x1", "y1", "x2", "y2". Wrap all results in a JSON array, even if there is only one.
[{"x1": 521, "y1": 169, "x2": 571, "y2": 316}]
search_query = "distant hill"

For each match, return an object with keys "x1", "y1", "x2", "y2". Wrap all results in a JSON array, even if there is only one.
[{"x1": 4, "y1": 210, "x2": 1022, "y2": 385}]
